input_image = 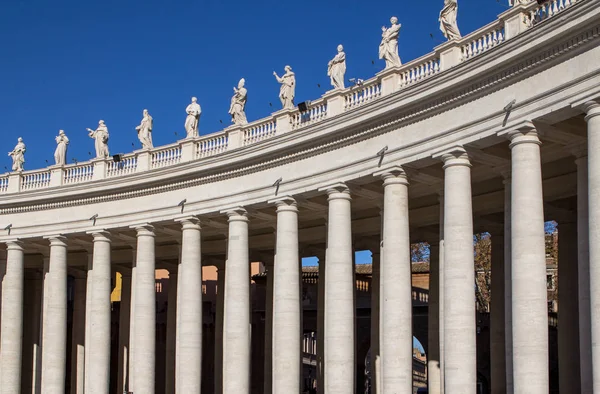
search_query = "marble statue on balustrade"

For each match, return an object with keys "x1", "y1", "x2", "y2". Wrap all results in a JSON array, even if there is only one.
[
  {"x1": 54, "y1": 130, "x2": 69, "y2": 166},
  {"x1": 509, "y1": 0, "x2": 529, "y2": 5},
  {"x1": 229, "y1": 78, "x2": 248, "y2": 125},
  {"x1": 185, "y1": 97, "x2": 202, "y2": 138},
  {"x1": 379, "y1": 17, "x2": 402, "y2": 69},
  {"x1": 273, "y1": 66, "x2": 296, "y2": 110},
  {"x1": 8, "y1": 137, "x2": 26, "y2": 172},
  {"x1": 328, "y1": 45, "x2": 346, "y2": 90},
  {"x1": 439, "y1": 0, "x2": 462, "y2": 41},
  {"x1": 136, "y1": 109, "x2": 154, "y2": 149},
  {"x1": 87, "y1": 120, "x2": 110, "y2": 159}
]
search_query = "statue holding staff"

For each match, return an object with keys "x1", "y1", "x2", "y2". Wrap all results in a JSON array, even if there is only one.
[
  {"x1": 379, "y1": 17, "x2": 402, "y2": 69},
  {"x1": 136, "y1": 109, "x2": 154, "y2": 149},
  {"x1": 273, "y1": 66, "x2": 296, "y2": 110},
  {"x1": 8, "y1": 137, "x2": 26, "y2": 172},
  {"x1": 87, "y1": 120, "x2": 110, "y2": 159},
  {"x1": 328, "y1": 45, "x2": 346, "y2": 90},
  {"x1": 185, "y1": 97, "x2": 202, "y2": 138},
  {"x1": 439, "y1": 0, "x2": 462, "y2": 41},
  {"x1": 229, "y1": 79, "x2": 248, "y2": 125},
  {"x1": 54, "y1": 130, "x2": 69, "y2": 166}
]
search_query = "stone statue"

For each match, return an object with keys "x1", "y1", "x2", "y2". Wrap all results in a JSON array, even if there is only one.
[
  {"x1": 379, "y1": 17, "x2": 402, "y2": 69},
  {"x1": 328, "y1": 45, "x2": 346, "y2": 90},
  {"x1": 185, "y1": 97, "x2": 202, "y2": 138},
  {"x1": 229, "y1": 78, "x2": 248, "y2": 125},
  {"x1": 136, "y1": 109, "x2": 154, "y2": 149},
  {"x1": 273, "y1": 66, "x2": 296, "y2": 110},
  {"x1": 509, "y1": 0, "x2": 529, "y2": 5},
  {"x1": 87, "y1": 120, "x2": 110, "y2": 159},
  {"x1": 8, "y1": 137, "x2": 26, "y2": 172},
  {"x1": 54, "y1": 130, "x2": 69, "y2": 166},
  {"x1": 439, "y1": 0, "x2": 462, "y2": 41}
]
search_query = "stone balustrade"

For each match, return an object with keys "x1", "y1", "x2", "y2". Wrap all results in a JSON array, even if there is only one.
[{"x1": 0, "y1": 0, "x2": 581, "y2": 195}]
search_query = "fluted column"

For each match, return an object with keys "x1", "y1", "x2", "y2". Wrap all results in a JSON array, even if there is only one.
[
  {"x1": 70, "y1": 273, "x2": 86, "y2": 394},
  {"x1": 222, "y1": 208, "x2": 250, "y2": 394},
  {"x1": 505, "y1": 124, "x2": 548, "y2": 393},
  {"x1": 270, "y1": 196, "x2": 301, "y2": 393},
  {"x1": 0, "y1": 241, "x2": 24, "y2": 394},
  {"x1": 558, "y1": 220, "x2": 581, "y2": 394},
  {"x1": 166, "y1": 269, "x2": 177, "y2": 394},
  {"x1": 117, "y1": 272, "x2": 132, "y2": 394},
  {"x1": 574, "y1": 149, "x2": 592, "y2": 393},
  {"x1": 85, "y1": 231, "x2": 112, "y2": 394},
  {"x1": 428, "y1": 241, "x2": 441, "y2": 394},
  {"x1": 490, "y1": 233, "x2": 506, "y2": 394},
  {"x1": 438, "y1": 148, "x2": 476, "y2": 394},
  {"x1": 40, "y1": 236, "x2": 68, "y2": 394},
  {"x1": 214, "y1": 265, "x2": 225, "y2": 394},
  {"x1": 175, "y1": 217, "x2": 203, "y2": 393},
  {"x1": 132, "y1": 225, "x2": 156, "y2": 394},
  {"x1": 320, "y1": 183, "x2": 354, "y2": 394},
  {"x1": 375, "y1": 166, "x2": 412, "y2": 393}
]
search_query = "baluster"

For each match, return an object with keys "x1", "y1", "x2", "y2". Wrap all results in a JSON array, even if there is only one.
[
  {"x1": 552, "y1": 0, "x2": 559, "y2": 14},
  {"x1": 483, "y1": 34, "x2": 489, "y2": 51}
]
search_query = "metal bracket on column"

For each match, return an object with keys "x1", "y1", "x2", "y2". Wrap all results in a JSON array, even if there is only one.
[
  {"x1": 376, "y1": 146, "x2": 388, "y2": 167},
  {"x1": 4, "y1": 223, "x2": 12, "y2": 235},
  {"x1": 502, "y1": 99, "x2": 517, "y2": 127},
  {"x1": 273, "y1": 177, "x2": 283, "y2": 196},
  {"x1": 89, "y1": 214, "x2": 99, "y2": 226},
  {"x1": 178, "y1": 199, "x2": 187, "y2": 214}
]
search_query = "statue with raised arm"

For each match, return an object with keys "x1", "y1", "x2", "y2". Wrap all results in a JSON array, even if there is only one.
[
  {"x1": 439, "y1": 0, "x2": 461, "y2": 41},
  {"x1": 379, "y1": 17, "x2": 402, "y2": 69},
  {"x1": 8, "y1": 137, "x2": 26, "y2": 172},
  {"x1": 87, "y1": 120, "x2": 110, "y2": 159},
  {"x1": 273, "y1": 66, "x2": 295, "y2": 110},
  {"x1": 185, "y1": 97, "x2": 201, "y2": 138},
  {"x1": 328, "y1": 45, "x2": 346, "y2": 90},
  {"x1": 136, "y1": 109, "x2": 154, "y2": 149},
  {"x1": 54, "y1": 130, "x2": 69, "y2": 166},
  {"x1": 229, "y1": 78, "x2": 248, "y2": 125}
]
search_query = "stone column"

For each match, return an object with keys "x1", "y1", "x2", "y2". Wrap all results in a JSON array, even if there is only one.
[
  {"x1": 166, "y1": 270, "x2": 177, "y2": 394},
  {"x1": 558, "y1": 220, "x2": 581, "y2": 394},
  {"x1": 320, "y1": 183, "x2": 355, "y2": 394},
  {"x1": 41, "y1": 236, "x2": 68, "y2": 394},
  {"x1": 490, "y1": 233, "x2": 506, "y2": 394},
  {"x1": 175, "y1": 217, "x2": 203, "y2": 393},
  {"x1": 222, "y1": 208, "x2": 251, "y2": 394},
  {"x1": 85, "y1": 231, "x2": 112, "y2": 394},
  {"x1": 575, "y1": 150, "x2": 592, "y2": 393},
  {"x1": 428, "y1": 241, "x2": 442, "y2": 394},
  {"x1": 214, "y1": 265, "x2": 225, "y2": 394},
  {"x1": 503, "y1": 175, "x2": 514, "y2": 394},
  {"x1": 438, "y1": 148, "x2": 476, "y2": 394},
  {"x1": 505, "y1": 124, "x2": 548, "y2": 393},
  {"x1": 132, "y1": 225, "x2": 157, "y2": 394},
  {"x1": 117, "y1": 272, "x2": 132, "y2": 394},
  {"x1": 270, "y1": 197, "x2": 301, "y2": 393},
  {"x1": 0, "y1": 240, "x2": 24, "y2": 393},
  {"x1": 375, "y1": 166, "x2": 412, "y2": 394},
  {"x1": 70, "y1": 273, "x2": 86, "y2": 394},
  {"x1": 263, "y1": 255, "x2": 274, "y2": 394},
  {"x1": 316, "y1": 251, "x2": 326, "y2": 394},
  {"x1": 370, "y1": 246, "x2": 381, "y2": 394}
]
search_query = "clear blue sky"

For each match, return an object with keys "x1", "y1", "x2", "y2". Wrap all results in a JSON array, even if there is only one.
[{"x1": 0, "y1": 0, "x2": 509, "y2": 172}]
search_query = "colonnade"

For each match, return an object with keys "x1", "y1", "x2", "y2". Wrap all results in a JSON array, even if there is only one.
[{"x1": 0, "y1": 102, "x2": 599, "y2": 394}]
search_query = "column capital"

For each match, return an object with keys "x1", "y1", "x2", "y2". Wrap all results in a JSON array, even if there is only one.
[
  {"x1": 583, "y1": 100, "x2": 600, "y2": 121},
  {"x1": 268, "y1": 196, "x2": 298, "y2": 212},
  {"x1": 131, "y1": 224, "x2": 155, "y2": 237},
  {"x1": 87, "y1": 230, "x2": 111, "y2": 243},
  {"x1": 374, "y1": 165, "x2": 409, "y2": 186},
  {"x1": 221, "y1": 206, "x2": 248, "y2": 222},
  {"x1": 433, "y1": 146, "x2": 471, "y2": 168},
  {"x1": 499, "y1": 121, "x2": 541, "y2": 148},
  {"x1": 318, "y1": 182, "x2": 351, "y2": 200},
  {"x1": 175, "y1": 216, "x2": 202, "y2": 230},
  {"x1": 44, "y1": 235, "x2": 67, "y2": 247},
  {"x1": 4, "y1": 239, "x2": 24, "y2": 251}
]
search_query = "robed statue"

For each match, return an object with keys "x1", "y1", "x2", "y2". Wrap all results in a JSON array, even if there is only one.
[
  {"x1": 8, "y1": 137, "x2": 26, "y2": 172},
  {"x1": 439, "y1": 0, "x2": 461, "y2": 41},
  {"x1": 54, "y1": 130, "x2": 69, "y2": 166},
  {"x1": 229, "y1": 78, "x2": 248, "y2": 125},
  {"x1": 185, "y1": 97, "x2": 202, "y2": 138},
  {"x1": 328, "y1": 45, "x2": 346, "y2": 90},
  {"x1": 136, "y1": 109, "x2": 154, "y2": 149},
  {"x1": 273, "y1": 66, "x2": 296, "y2": 110},
  {"x1": 379, "y1": 17, "x2": 402, "y2": 69},
  {"x1": 87, "y1": 120, "x2": 110, "y2": 159}
]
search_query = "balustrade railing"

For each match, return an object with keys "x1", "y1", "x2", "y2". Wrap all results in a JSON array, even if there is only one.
[
  {"x1": 21, "y1": 170, "x2": 51, "y2": 191},
  {"x1": 399, "y1": 54, "x2": 441, "y2": 88},
  {"x1": 107, "y1": 155, "x2": 138, "y2": 177},
  {"x1": 197, "y1": 132, "x2": 228, "y2": 158},
  {"x1": 243, "y1": 117, "x2": 277, "y2": 146},
  {"x1": 152, "y1": 145, "x2": 181, "y2": 169},
  {"x1": 526, "y1": 0, "x2": 577, "y2": 27},
  {"x1": 460, "y1": 21, "x2": 505, "y2": 61},
  {"x1": 344, "y1": 78, "x2": 382, "y2": 111},
  {"x1": 63, "y1": 163, "x2": 94, "y2": 184},
  {"x1": 291, "y1": 99, "x2": 328, "y2": 130},
  {"x1": 0, "y1": 175, "x2": 8, "y2": 193}
]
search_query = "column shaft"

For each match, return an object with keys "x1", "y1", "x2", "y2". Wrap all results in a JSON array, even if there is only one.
[
  {"x1": 70, "y1": 276, "x2": 86, "y2": 394},
  {"x1": 508, "y1": 126, "x2": 548, "y2": 393},
  {"x1": 490, "y1": 234, "x2": 506, "y2": 394},
  {"x1": 117, "y1": 273, "x2": 132, "y2": 394},
  {"x1": 176, "y1": 218, "x2": 203, "y2": 393},
  {"x1": 322, "y1": 184, "x2": 355, "y2": 394},
  {"x1": 85, "y1": 232, "x2": 112, "y2": 394},
  {"x1": 271, "y1": 197, "x2": 301, "y2": 393},
  {"x1": 41, "y1": 236, "x2": 68, "y2": 394},
  {"x1": 133, "y1": 225, "x2": 157, "y2": 394},
  {"x1": 222, "y1": 208, "x2": 251, "y2": 394},
  {"x1": 378, "y1": 168, "x2": 412, "y2": 393},
  {"x1": 440, "y1": 150, "x2": 476, "y2": 394},
  {"x1": 0, "y1": 241, "x2": 24, "y2": 394}
]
